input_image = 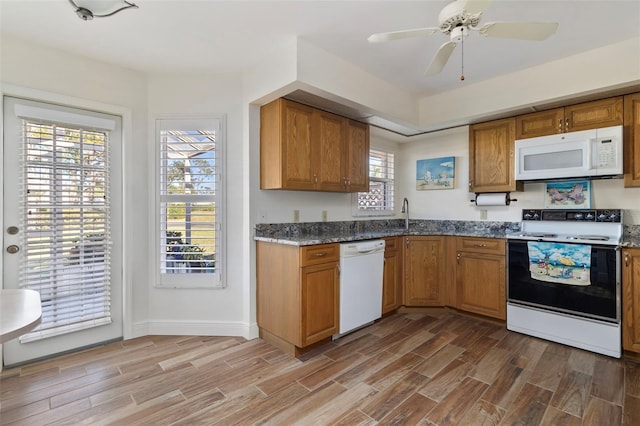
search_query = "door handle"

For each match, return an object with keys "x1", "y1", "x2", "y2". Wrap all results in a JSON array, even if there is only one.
[{"x1": 6, "y1": 245, "x2": 20, "y2": 254}]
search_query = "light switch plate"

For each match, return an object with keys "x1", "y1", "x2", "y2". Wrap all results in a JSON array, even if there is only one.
[
  {"x1": 480, "y1": 209, "x2": 488, "y2": 220},
  {"x1": 322, "y1": 210, "x2": 327, "y2": 222},
  {"x1": 293, "y1": 210, "x2": 300, "y2": 223}
]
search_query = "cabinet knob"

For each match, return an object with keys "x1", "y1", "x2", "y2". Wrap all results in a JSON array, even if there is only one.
[
  {"x1": 456, "y1": 252, "x2": 461, "y2": 264},
  {"x1": 558, "y1": 118, "x2": 563, "y2": 132},
  {"x1": 625, "y1": 253, "x2": 630, "y2": 267},
  {"x1": 315, "y1": 252, "x2": 327, "y2": 257},
  {"x1": 474, "y1": 244, "x2": 488, "y2": 248}
]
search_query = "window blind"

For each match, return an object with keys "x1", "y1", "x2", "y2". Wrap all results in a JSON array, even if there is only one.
[
  {"x1": 356, "y1": 148, "x2": 395, "y2": 212},
  {"x1": 19, "y1": 121, "x2": 112, "y2": 343},
  {"x1": 158, "y1": 120, "x2": 221, "y2": 288}
]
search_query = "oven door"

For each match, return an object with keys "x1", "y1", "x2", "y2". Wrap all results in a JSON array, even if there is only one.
[{"x1": 507, "y1": 239, "x2": 620, "y2": 323}]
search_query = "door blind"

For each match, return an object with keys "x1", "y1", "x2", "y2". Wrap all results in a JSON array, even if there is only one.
[{"x1": 18, "y1": 120, "x2": 112, "y2": 342}]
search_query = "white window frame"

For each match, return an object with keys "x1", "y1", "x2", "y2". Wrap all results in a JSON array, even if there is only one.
[
  {"x1": 154, "y1": 117, "x2": 225, "y2": 289},
  {"x1": 352, "y1": 143, "x2": 396, "y2": 217}
]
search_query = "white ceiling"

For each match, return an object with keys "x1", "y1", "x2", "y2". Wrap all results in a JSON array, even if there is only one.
[{"x1": 1, "y1": 0, "x2": 639, "y2": 97}]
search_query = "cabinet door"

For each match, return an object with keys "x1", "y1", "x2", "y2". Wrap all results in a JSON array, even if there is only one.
[
  {"x1": 456, "y1": 252, "x2": 506, "y2": 320},
  {"x1": 282, "y1": 100, "x2": 316, "y2": 189},
  {"x1": 623, "y1": 249, "x2": 640, "y2": 353},
  {"x1": 316, "y1": 110, "x2": 346, "y2": 192},
  {"x1": 382, "y1": 239, "x2": 402, "y2": 314},
  {"x1": 404, "y1": 236, "x2": 444, "y2": 306},
  {"x1": 515, "y1": 108, "x2": 564, "y2": 139},
  {"x1": 300, "y1": 262, "x2": 339, "y2": 346},
  {"x1": 469, "y1": 118, "x2": 521, "y2": 193},
  {"x1": 624, "y1": 92, "x2": 640, "y2": 187},
  {"x1": 345, "y1": 120, "x2": 370, "y2": 192},
  {"x1": 565, "y1": 96, "x2": 623, "y2": 132}
]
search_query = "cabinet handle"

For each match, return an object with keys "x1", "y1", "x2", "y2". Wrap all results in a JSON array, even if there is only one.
[
  {"x1": 406, "y1": 238, "x2": 409, "y2": 248},
  {"x1": 456, "y1": 253, "x2": 461, "y2": 264},
  {"x1": 625, "y1": 253, "x2": 630, "y2": 267},
  {"x1": 474, "y1": 244, "x2": 488, "y2": 248},
  {"x1": 315, "y1": 252, "x2": 327, "y2": 257},
  {"x1": 558, "y1": 118, "x2": 563, "y2": 132},
  {"x1": 565, "y1": 117, "x2": 569, "y2": 130},
  {"x1": 314, "y1": 174, "x2": 318, "y2": 184}
]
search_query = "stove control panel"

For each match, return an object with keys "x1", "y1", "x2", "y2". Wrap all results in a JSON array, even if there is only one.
[{"x1": 521, "y1": 209, "x2": 622, "y2": 222}]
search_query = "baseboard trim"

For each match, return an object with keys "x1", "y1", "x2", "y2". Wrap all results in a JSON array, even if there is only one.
[{"x1": 132, "y1": 320, "x2": 259, "y2": 340}]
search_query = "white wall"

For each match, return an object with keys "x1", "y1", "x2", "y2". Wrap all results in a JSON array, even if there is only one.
[
  {"x1": 0, "y1": 36, "x2": 149, "y2": 333},
  {"x1": 397, "y1": 126, "x2": 640, "y2": 224},
  {"x1": 144, "y1": 73, "x2": 253, "y2": 337}
]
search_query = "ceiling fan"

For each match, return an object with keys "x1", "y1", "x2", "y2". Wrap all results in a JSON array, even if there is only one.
[{"x1": 368, "y1": 0, "x2": 558, "y2": 77}]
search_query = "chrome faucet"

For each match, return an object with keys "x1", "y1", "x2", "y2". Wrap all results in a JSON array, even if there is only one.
[{"x1": 401, "y1": 197, "x2": 409, "y2": 231}]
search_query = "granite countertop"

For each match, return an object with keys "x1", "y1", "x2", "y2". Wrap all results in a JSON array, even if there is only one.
[
  {"x1": 254, "y1": 219, "x2": 521, "y2": 246},
  {"x1": 255, "y1": 219, "x2": 640, "y2": 247}
]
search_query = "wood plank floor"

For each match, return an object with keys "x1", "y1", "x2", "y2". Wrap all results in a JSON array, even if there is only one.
[{"x1": 2, "y1": 311, "x2": 640, "y2": 425}]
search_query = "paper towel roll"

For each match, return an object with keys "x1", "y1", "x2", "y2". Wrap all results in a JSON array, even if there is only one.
[{"x1": 474, "y1": 193, "x2": 510, "y2": 206}]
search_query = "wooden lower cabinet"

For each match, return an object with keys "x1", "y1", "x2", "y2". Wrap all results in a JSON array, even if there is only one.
[
  {"x1": 456, "y1": 237, "x2": 506, "y2": 320},
  {"x1": 257, "y1": 241, "x2": 339, "y2": 355},
  {"x1": 403, "y1": 236, "x2": 445, "y2": 306},
  {"x1": 623, "y1": 248, "x2": 640, "y2": 353},
  {"x1": 382, "y1": 237, "x2": 402, "y2": 314}
]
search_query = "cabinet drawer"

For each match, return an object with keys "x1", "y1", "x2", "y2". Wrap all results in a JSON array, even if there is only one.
[
  {"x1": 457, "y1": 237, "x2": 505, "y2": 255},
  {"x1": 300, "y1": 243, "x2": 340, "y2": 266},
  {"x1": 383, "y1": 237, "x2": 398, "y2": 252}
]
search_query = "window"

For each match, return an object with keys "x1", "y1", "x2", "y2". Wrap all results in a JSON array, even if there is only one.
[
  {"x1": 156, "y1": 118, "x2": 224, "y2": 288},
  {"x1": 353, "y1": 147, "x2": 395, "y2": 216}
]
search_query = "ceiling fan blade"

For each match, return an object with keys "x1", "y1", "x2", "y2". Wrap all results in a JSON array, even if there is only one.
[
  {"x1": 368, "y1": 27, "x2": 439, "y2": 43},
  {"x1": 479, "y1": 22, "x2": 559, "y2": 40},
  {"x1": 458, "y1": 0, "x2": 493, "y2": 15},
  {"x1": 425, "y1": 41, "x2": 457, "y2": 76}
]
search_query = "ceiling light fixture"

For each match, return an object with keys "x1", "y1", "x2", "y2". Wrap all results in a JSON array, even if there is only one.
[{"x1": 68, "y1": 0, "x2": 138, "y2": 21}]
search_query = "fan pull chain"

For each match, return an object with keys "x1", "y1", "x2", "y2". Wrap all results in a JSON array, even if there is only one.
[{"x1": 460, "y1": 34, "x2": 465, "y2": 81}]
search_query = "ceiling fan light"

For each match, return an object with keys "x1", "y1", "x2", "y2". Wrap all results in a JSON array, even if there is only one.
[{"x1": 450, "y1": 26, "x2": 468, "y2": 42}]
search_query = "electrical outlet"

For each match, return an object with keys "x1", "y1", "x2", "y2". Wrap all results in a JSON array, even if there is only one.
[
  {"x1": 322, "y1": 210, "x2": 328, "y2": 222},
  {"x1": 480, "y1": 209, "x2": 488, "y2": 220},
  {"x1": 293, "y1": 209, "x2": 300, "y2": 223}
]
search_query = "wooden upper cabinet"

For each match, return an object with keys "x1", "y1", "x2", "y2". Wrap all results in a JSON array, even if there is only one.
[
  {"x1": 345, "y1": 120, "x2": 370, "y2": 192},
  {"x1": 316, "y1": 110, "x2": 347, "y2": 192},
  {"x1": 260, "y1": 98, "x2": 369, "y2": 192},
  {"x1": 624, "y1": 92, "x2": 640, "y2": 187},
  {"x1": 515, "y1": 96, "x2": 623, "y2": 139},
  {"x1": 515, "y1": 108, "x2": 564, "y2": 139},
  {"x1": 261, "y1": 98, "x2": 315, "y2": 190},
  {"x1": 469, "y1": 118, "x2": 522, "y2": 193}
]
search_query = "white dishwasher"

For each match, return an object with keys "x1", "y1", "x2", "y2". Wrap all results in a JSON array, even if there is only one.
[{"x1": 337, "y1": 239, "x2": 385, "y2": 337}]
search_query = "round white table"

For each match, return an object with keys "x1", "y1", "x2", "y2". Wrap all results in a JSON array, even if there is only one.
[{"x1": 0, "y1": 289, "x2": 42, "y2": 344}]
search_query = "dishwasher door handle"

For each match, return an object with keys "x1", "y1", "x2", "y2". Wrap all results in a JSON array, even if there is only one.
[{"x1": 356, "y1": 248, "x2": 383, "y2": 255}]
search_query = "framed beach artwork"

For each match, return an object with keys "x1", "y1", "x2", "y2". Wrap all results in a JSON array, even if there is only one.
[
  {"x1": 544, "y1": 180, "x2": 591, "y2": 209},
  {"x1": 416, "y1": 156, "x2": 455, "y2": 190}
]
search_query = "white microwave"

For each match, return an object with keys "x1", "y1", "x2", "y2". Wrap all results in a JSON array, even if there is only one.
[{"x1": 515, "y1": 125, "x2": 623, "y2": 181}]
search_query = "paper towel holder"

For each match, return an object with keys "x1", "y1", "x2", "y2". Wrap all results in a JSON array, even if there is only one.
[{"x1": 470, "y1": 192, "x2": 518, "y2": 206}]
